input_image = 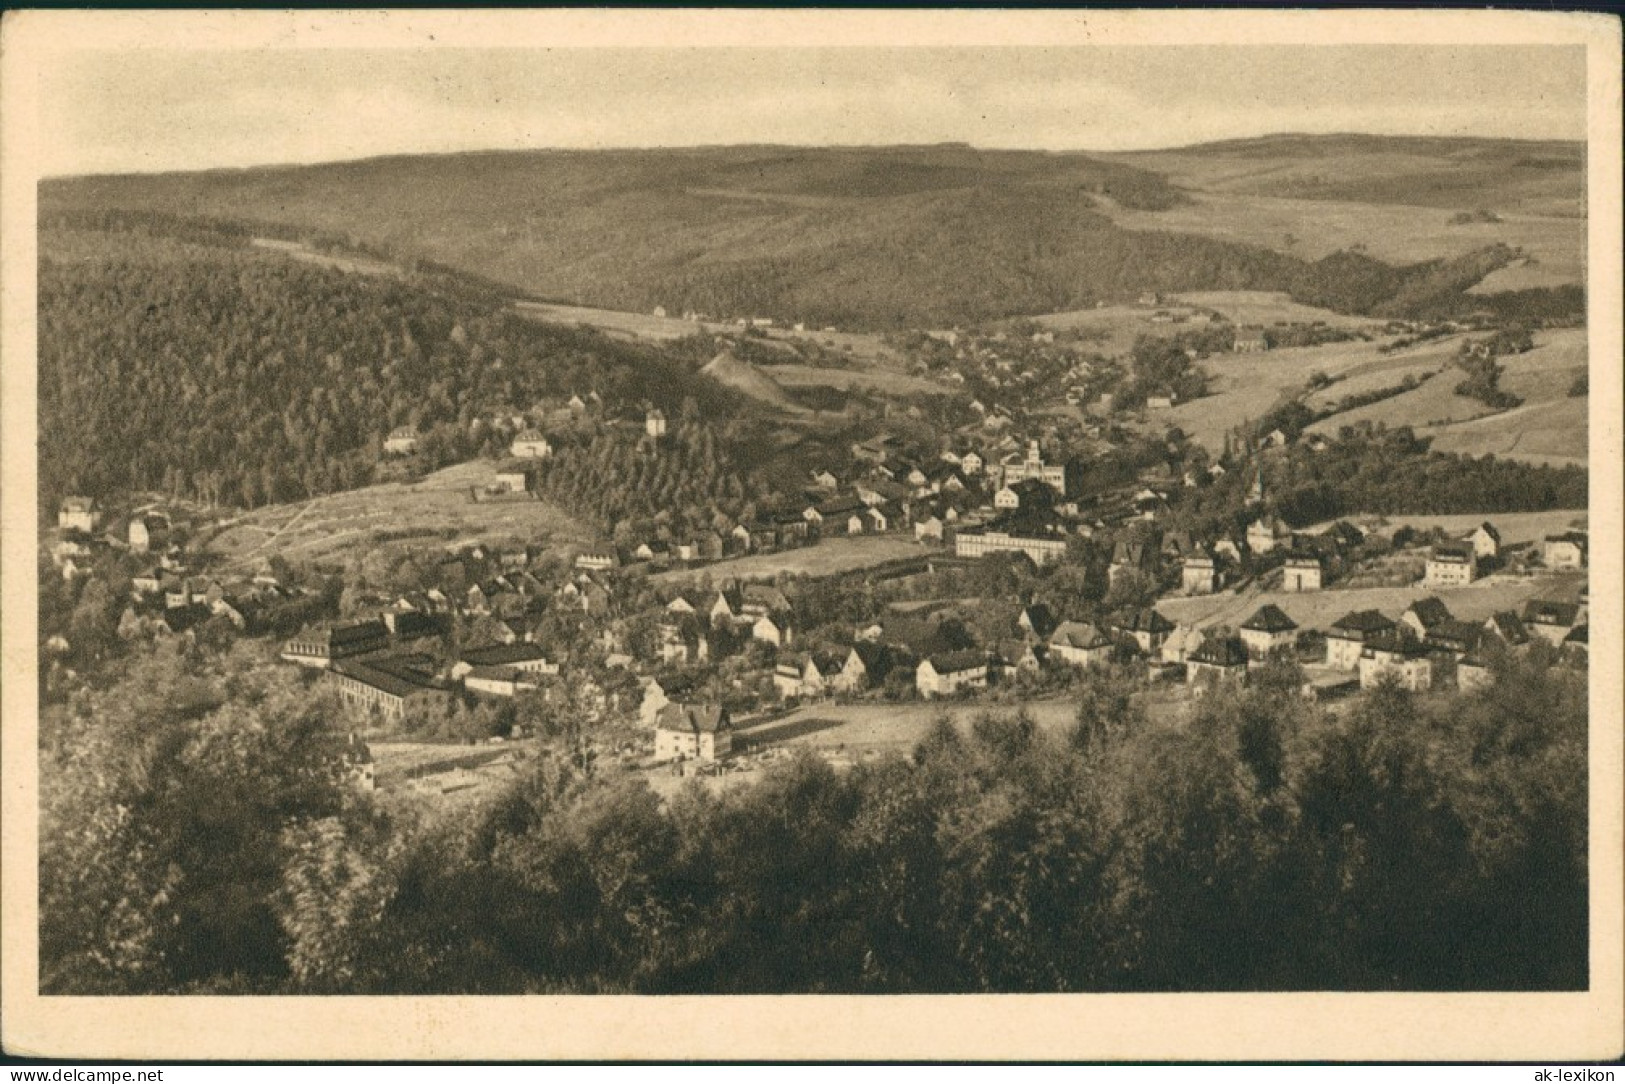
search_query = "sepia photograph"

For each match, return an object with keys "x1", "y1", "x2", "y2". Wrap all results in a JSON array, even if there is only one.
[{"x1": 2, "y1": 7, "x2": 1620, "y2": 1064}]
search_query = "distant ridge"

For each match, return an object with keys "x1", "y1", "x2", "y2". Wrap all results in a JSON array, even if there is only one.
[{"x1": 41, "y1": 136, "x2": 1583, "y2": 328}]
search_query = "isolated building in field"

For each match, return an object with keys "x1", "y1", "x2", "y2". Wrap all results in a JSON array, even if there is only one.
[
  {"x1": 1181, "y1": 551, "x2": 1220, "y2": 595},
  {"x1": 1282, "y1": 551, "x2": 1323, "y2": 592}
]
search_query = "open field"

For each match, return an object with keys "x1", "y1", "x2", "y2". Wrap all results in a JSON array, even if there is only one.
[
  {"x1": 512, "y1": 298, "x2": 906, "y2": 368},
  {"x1": 1172, "y1": 290, "x2": 1383, "y2": 330},
  {"x1": 735, "y1": 696, "x2": 1083, "y2": 755},
  {"x1": 1300, "y1": 329, "x2": 1589, "y2": 466},
  {"x1": 1107, "y1": 193, "x2": 1583, "y2": 282},
  {"x1": 1467, "y1": 256, "x2": 1583, "y2": 294},
  {"x1": 201, "y1": 460, "x2": 593, "y2": 567},
  {"x1": 513, "y1": 300, "x2": 706, "y2": 341},
  {"x1": 1303, "y1": 356, "x2": 1449, "y2": 410},
  {"x1": 769, "y1": 362, "x2": 945, "y2": 397},
  {"x1": 653, "y1": 535, "x2": 928, "y2": 585},
  {"x1": 1164, "y1": 335, "x2": 1461, "y2": 452},
  {"x1": 1157, "y1": 570, "x2": 1584, "y2": 633},
  {"x1": 1028, "y1": 304, "x2": 1207, "y2": 355},
  {"x1": 1422, "y1": 398, "x2": 1590, "y2": 467}
]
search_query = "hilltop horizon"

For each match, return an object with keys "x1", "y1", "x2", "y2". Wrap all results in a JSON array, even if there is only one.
[{"x1": 42, "y1": 130, "x2": 1588, "y2": 182}]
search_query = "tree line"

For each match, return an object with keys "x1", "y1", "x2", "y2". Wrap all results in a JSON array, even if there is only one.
[{"x1": 41, "y1": 641, "x2": 1585, "y2": 994}]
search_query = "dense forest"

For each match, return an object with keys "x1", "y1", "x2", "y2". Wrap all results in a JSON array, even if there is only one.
[
  {"x1": 41, "y1": 140, "x2": 1581, "y2": 329},
  {"x1": 41, "y1": 641, "x2": 1586, "y2": 994},
  {"x1": 36, "y1": 226, "x2": 750, "y2": 512}
]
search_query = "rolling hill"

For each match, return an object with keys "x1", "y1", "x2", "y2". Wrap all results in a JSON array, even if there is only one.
[{"x1": 40, "y1": 136, "x2": 1585, "y2": 330}]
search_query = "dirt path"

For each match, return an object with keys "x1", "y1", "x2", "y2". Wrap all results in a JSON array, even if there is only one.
[{"x1": 227, "y1": 495, "x2": 325, "y2": 566}]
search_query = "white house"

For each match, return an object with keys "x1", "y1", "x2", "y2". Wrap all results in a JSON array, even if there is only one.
[
  {"x1": 1246, "y1": 517, "x2": 1291, "y2": 556},
  {"x1": 1048, "y1": 621, "x2": 1114, "y2": 668},
  {"x1": 1181, "y1": 553, "x2": 1219, "y2": 595},
  {"x1": 1325, "y1": 610, "x2": 1397, "y2": 670},
  {"x1": 1469, "y1": 522, "x2": 1501, "y2": 560},
  {"x1": 58, "y1": 496, "x2": 98, "y2": 533},
  {"x1": 1542, "y1": 532, "x2": 1587, "y2": 570},
  {"x1": 1424, "y1": 543, "x2": 1477, "y2": 588},
  {"x1": 1359, "y1": 635, "x2": 1433, "y2": 692},
  {"x1": 916, "y1": 652, "x2": 989, "y2": 698},
  {"x1": 752, "y1": 614, "x2": 790, "y2": 647},
  {"x1": 1282, "y1": 552, "x2": 1323, "y2": 592},
  {"x1": 654, "y1": 703, "x2": 732, "y2": 762},
  {"x1": 510, "y1": 430, "x2": 553, "y2": 459},
  {"x1": 914, "y1": 515, "x2": 944, "y2": 542},
  {"x1": 384, "y1": 427, "x2": 419, "y2": 455},
  {"x1": 1240, "y1": 604, "x2": 1298, "y2": 658}
]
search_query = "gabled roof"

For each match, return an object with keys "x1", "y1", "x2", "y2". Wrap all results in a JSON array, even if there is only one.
[
  {"x1": 1430, "y1": 542, "x2": 1475, "y2": 562},
  {"x1": 816, "y1": 495, "x2": 868, "y2": 516},
  {"x1": 1019, "y1": 602, "x2": 1059, "y2": 639},
  {"x1": 1405, "y1": 597, "x2": 1454, "y2": 629},
  {"x1": 1115, "y1": 608, "x2": 1174, "y2": 635},
  {"x1": 1472, "y1": 521, "x2": 1501, "y2": 542},
  {"x1": 330, "y1": 620, "x2": 388, "y2": 645},
  {"x1": 656, "y1": 702, "x2": 730, "y2": 734},
  {"x1": 1522, "y1": 599, "x2": 1580, "y2": 626},
  {"x1": 1363, "y1": 631, "x2": 1429, "y2": 658},
  {"x1": 1484, "y1": 610, "x2": 1529, "y2": 644},
  {"x1": 1189, "y1": 637, "x2": 1248, "y2": 667},
  {"x1": 461, "y1": 642, "x2": 550, "y2": 667},
  {"x1": 742, "y1": 584, "x2": 791, "y2": 612},
  {"x1": 1051, "y1": 621, "x2": 1113, "y2": 651},
  {"x1": 1242, "y1": 604, "x2": 1298, "y2": 633},
  {"x1": 1331, "y1": 610, "x2": 1395, "y2": 635},
  {"x1": 1426, "y1": 620, "x2": 1484, "y2": 650},
  {"x1": 925, "y1": 650, "x2": 987, "y2": 675},
  {"x1": 847, "y1": 641, "x2": 898, "y2": 677}
]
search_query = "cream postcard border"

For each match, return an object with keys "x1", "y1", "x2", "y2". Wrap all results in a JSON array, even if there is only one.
[{"x1": 1, "y1": 8, "x2": 1620, "y2": 1062}]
